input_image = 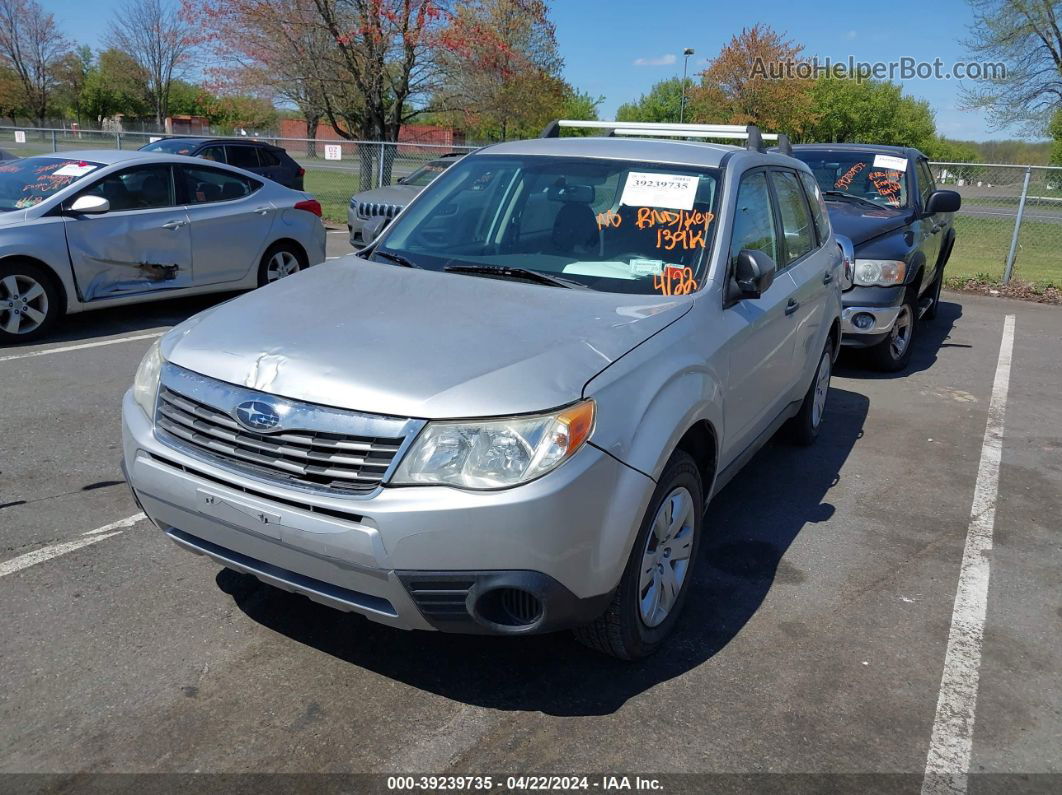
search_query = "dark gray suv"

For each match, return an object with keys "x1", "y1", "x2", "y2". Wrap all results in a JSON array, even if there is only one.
[{"x1": 139, "y1": 138, "x2": 305, "y2": 191}]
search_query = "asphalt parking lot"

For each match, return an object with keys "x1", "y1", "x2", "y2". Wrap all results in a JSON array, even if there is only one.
[{"x1": 1, "y1": 238, "x2": 1060, "y2": 787}]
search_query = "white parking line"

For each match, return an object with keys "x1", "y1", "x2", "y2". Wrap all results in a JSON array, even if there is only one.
[
  {"x1": 0, "y1": 513, "x2": 146, "y2": 578},
  {"x1": 922, "y1": 313, "x2": 1015, "y2": 795},
  {"x1": 0, "y1": 331, "x2": 165, "y2": 363}
]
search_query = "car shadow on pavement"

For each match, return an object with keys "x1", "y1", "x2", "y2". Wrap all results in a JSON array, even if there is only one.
[
  {"x1": 836, "y1": 299, "x2": 962, "y2": 379},
  {"x1": 219, "y1": 387, "x2": 869, "y2": 717},
  {"x1": 0, "y1": 292, "x2": 240, "y2": 350}
]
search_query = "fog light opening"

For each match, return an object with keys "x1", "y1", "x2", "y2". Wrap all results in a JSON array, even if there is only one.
[
  {"x1": 475, "y1": 588, "x2": 544, "y2": 627},
  {"x1": 853, "y1": 312, "x2": 876, "y2": 330}
]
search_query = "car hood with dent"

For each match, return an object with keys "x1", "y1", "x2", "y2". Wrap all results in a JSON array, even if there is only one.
[
  {"x1": 162, "y1": 258, "x2": 692, "y2": 419},
  {"x1": 351, "y1": 184, "x2": 421, "y2": 206},
  {"x1": 825, "y1": 199, "x2": 910, "y2": 247}
]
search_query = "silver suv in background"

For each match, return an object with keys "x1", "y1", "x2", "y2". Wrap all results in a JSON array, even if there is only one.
[
  {"x1": 347, "y1": 152, "x2": 464, "y2": 244},
  {"x1": 123, "y1": 121, "x2": 842, "y2": 659}
]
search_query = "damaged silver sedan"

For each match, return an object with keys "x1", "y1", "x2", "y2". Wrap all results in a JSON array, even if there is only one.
[{"x1": 0, "y1": 150, "x2": 327, "y2": 342}]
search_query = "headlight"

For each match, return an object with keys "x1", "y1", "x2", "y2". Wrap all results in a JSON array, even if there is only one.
[
  {"x1": 133, "y1": 339, "x2": 163, "y2": 418},
  {"x1": 392, "y1": 400, "x2": 595, "y2": 489},
  {"x1": 853, "y1": 259, "x2": 906, "y2": 287}
]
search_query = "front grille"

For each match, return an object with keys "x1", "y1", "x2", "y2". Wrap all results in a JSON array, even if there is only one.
[
  {"x1": 156, "y1": 386, "x2": 405, "y2": 494},
  {"x1": 356, "y1": 202, "x2": 402, "y2": 220}
]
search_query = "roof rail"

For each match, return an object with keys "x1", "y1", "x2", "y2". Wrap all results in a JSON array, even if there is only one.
[{"x1": 540, "y1": 120, "x2": 788, "y2": 153}]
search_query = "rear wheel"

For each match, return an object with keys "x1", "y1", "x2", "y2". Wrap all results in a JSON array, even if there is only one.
[
  {"x1": 868, "y1": 296, "x2": 916, "y2": 372},
  {"x1": 788, "y1": 339, "x2": 832, "y2": 446},
  {"x1": 257, "y1": 242, "x2": 306, "y2": 286},
  {"x1": 574, "y1": 450, "x2": 703, "y2": 660},
  {"x1": 0, "y1": 261, "x2": 62, "y2": 343}
]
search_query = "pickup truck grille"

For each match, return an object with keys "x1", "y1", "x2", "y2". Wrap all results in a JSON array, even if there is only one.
[{"x1": 154, "y1": 375, "x2": 415, "y2": 494}]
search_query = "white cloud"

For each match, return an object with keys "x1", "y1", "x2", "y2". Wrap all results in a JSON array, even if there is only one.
[{"x1": 633, "y1": 53, "x2": 677, "y2": 67}]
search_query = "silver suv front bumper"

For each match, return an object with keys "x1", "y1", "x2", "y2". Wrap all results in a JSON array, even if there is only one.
[{"x1": 122, "y1": 389, "x2": 655, "y2": 634}]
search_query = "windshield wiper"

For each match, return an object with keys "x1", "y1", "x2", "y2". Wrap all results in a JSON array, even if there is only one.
[
  {"x1": 443, "y1": 264, "x2": 586, "y2": 289},
  {"x1": 822, "y1": 190, "x2": 891, "y2": 210},
  {"x1": 372, "y1": 249, "x2": 421, "y2": 268}
]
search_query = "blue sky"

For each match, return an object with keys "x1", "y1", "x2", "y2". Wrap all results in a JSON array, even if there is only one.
[{"x1": 44, "y1": 0, "x2": 1027, "y2": 141}]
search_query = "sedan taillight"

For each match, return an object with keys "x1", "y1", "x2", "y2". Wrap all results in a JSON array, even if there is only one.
[{"x1": 294, "y1": 199, "x2": 322, "y2": 217}]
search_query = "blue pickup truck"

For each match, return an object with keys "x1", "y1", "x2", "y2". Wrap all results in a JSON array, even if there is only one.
[{"x1": 789, "y1": 144, "x2": 961, "y2": 371}]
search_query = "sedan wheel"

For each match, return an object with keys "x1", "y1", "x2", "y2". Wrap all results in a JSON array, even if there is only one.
[
  {"x1": 266, "y1": 250, "x2": 301, "y2": 282},
  {"x1": 0, "y1": 273, "x2": 50, "y2": 337}
]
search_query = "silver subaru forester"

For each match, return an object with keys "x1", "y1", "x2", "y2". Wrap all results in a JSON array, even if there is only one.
[{"x1": 122, "y1": 121, "x2": 843, "y2": 659}]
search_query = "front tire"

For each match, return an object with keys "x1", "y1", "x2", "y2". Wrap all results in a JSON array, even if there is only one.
[
  {"x1": 868, "y1": 295, "x2": 916, "y2": 372},
  {"x1": 574, "y1": 450, "x2": 703, "y2": 660},
  {"x1": 0, "y1": 261, "x2": 62, "y2": 343},
  {"x1": 257, "y1": 242, "x2": 306, "y2": 287}
]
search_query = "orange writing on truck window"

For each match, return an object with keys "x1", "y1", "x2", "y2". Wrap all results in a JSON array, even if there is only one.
[
  {"x1": 653, "y1": 266, "x2": 697, "y2": 296},
  {"x1": 868, "y1": 170, "x2": 902, "y2": 205},
  {"x1": 835, "y1": 162, "x2": 867, "y2": 190},
  {"x1": 596, "y1": 209, "x2": 622, "y2": 229}
]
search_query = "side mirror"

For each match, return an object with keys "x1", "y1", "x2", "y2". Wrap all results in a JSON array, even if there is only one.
[
  {"x1": 925, "y1": 189, "x2": 961, "y2": 214},
  {"x1": 396, "y1": 176, "x2": 407, "y2": 184},
  {"x1": 67, "y1": 195, "x2": 110, "y2": 215},
  {"x1": 835, "y1": 234, "x2": 855, "y2": 290},
  {"x1": 732, "y1": 249, "x2": 777, "y2": 299}
]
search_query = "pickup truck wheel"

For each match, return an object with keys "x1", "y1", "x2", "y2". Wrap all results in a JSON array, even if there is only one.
[
  {"x1": 573, "y1": 450, "x2": 703, "y2": 660},
  {"x1": 923, "y1": 269, "x2": 944, "y2": 321},
  {"x1": 788, "y1": 340, "x2": 832, "y2": 446},
  {"x1": 868, "y1": 297, "x2": 916, "y2": 372},
  {"x1": 0, "y1": 261, "x2": 62, "y2": 343}
]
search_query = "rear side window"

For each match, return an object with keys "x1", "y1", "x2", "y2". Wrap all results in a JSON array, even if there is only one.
[
  {"x1": 730, "y1": 171, "x2": 779, "y2": 265},
  {"x1": 798, "y1": 171, "x2": 830, "y2": 243},
  {"x1": 225, "y1": 146, "x2": 260, "y2": 170},
  {"x1": 258, "y1": 149, "x2": 282, "y2": 167},
  {"x1": 180, "y1": 165, "x2": 261, "y2": 204},
  {"x1": 771, "y1": 170, "x2": 814, "y2": 265}
]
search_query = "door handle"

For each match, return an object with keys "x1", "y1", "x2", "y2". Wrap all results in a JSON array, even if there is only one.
[
  {"x1": 785, "y1": 299, "x2": 800, "y2": 316},
  {"x1": 823, "y1": 271, "x2": 833, "y2": 285},
  {"x1": 161, "y1": 220, "x2": 186, "y2": 230}
]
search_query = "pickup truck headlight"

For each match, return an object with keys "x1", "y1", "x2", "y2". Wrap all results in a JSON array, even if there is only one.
[
  {"x1": 132, "y1": 339, "x2": 164, "y2": 418},
  {"x1": 853, "y1": 259, "x2": 906, "y2": 287},
  {"x1": 392, "y1": 400, "x2": 595, "y2": 489}
]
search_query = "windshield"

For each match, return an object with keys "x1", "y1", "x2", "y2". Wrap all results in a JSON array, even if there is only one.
[
  {"x1": 0, "y1": 157, "x2": 104, "y2": 211},
  {"x1": 791, "y1": 149, "x2": 909, "y2": 208},
  {"x1": 140, "y1": 138, "x2": 199, "y2": 155},
  {"x1": 374, "y1": 155, "x2": 720, "y2": 295},
  {"x1": 402, "y1": 159, "x2": 457, "y2": 187}
]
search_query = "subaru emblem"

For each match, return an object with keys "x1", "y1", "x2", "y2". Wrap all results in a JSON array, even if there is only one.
[{"x1": 235, "y1": 400, "x2": 281, "y2": 431}]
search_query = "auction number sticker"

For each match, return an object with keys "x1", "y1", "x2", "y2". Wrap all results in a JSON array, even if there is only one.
[
  {"x1": 621, "y1": 172, "x2": 698, "y2": 210},
  {"x1": 872, "y1": 154, "x2": 907, "y2": 172}
]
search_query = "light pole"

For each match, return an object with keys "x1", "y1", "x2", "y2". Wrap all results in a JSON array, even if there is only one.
[{"x1": 679, "y1": 48, "x2": 695, "y2": 124}]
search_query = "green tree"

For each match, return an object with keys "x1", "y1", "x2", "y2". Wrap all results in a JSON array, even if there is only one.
[
  {"x1": 1050, "y1": 109, "x2": 1062, "y2": 166},
  {"x1": 80, "y1": 49, "x2": 149, "y2": 123},
  {"x1": 805, "y1": 76, "x2": 937, "y2": 149},
  {"x1": 616, "y1": 78, "x2": 688, "y2": 123}
]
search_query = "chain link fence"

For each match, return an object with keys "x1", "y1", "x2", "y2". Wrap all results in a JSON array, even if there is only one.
[
  {"x1": 0, "y1": 125, "x2": 477, "y2": 228},
  {"x1": 0, "y1": 127, "x2": 1056, "y2": 286},
  {"x1": 930, "y1": 161, "x2": 1062, "y2": 287}
]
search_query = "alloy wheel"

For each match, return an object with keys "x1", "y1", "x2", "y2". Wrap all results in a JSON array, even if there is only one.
[
  {"x1": 811, "y1": 349, "x2": 831, "y2": 428},
  {"x1": 0, "y1": 274, "x2": 49, "y2": 336},
  {"x1": 890, "y1": 304, "x2": 913, "y2": 360},
  {"x1": 639, "y1": 486, "x2": 696, "y2": 628},
  {"x1": 266, "y1": 250, "x2": 301, "y2": 282}
]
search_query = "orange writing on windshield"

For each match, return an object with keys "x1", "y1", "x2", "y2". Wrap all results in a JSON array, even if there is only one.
[
  {"x1": 835, "y1": 162, "x2": 866, "y2": 190},
  {"x1": 635, "y1": 207, "x2": 712, "y2": 230},
  {"x1": 868, "y1": 170, "x2": 902, "y2": 204},
  {"x1": 653, "y1": 265, "x2": 697, "y2": 296},
  {"x1": 596, "y1": 209, "x2": 622, "y2": 229}
]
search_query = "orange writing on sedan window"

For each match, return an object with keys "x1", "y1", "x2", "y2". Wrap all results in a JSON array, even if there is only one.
[
  {"x1": 835, "y1": 162, "x2": 866, "y2": 190},
  {"x1": 596, "y1": 209, "x2": 622, "y2": 229},
  {"x1": 653, "y1": 265, "x2": 697, "y2": 296}
]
